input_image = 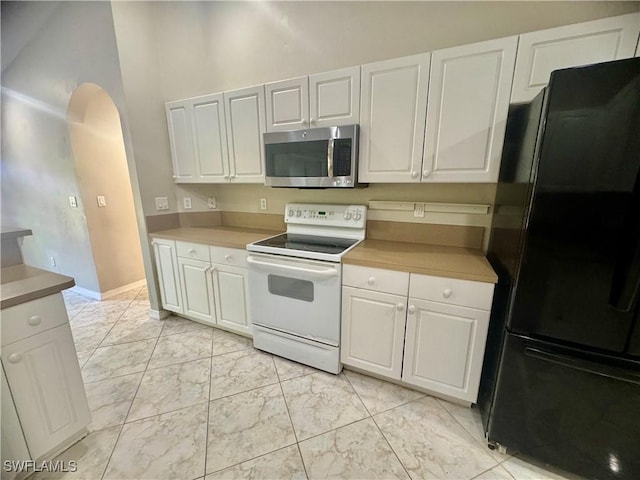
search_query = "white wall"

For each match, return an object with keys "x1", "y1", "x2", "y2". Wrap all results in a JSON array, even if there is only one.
[{"x1": 0, "y1": 2, "x2": 153, "y2": 300}]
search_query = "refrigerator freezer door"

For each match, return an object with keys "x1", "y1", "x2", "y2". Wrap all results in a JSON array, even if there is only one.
[
  {"x1": 508, "y1": 58, "x2": 640, "y2": 353},
  {"x1": 488, "y1": 333, "x2": 640, "y2": 479}
]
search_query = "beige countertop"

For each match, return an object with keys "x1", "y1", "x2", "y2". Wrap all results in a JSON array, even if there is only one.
[
  {"x1": 150, "y1": 226, "x2": 497, "y2": 284},
  {"x1": 343, "y1": 239, "x2": 498, "y2": 284},
  {"x1": 1, "y1": 264, "x2": 75, "y2": 309},
  {"x1": 149, "y1": 226, "x2": 280, "y2": 250}
]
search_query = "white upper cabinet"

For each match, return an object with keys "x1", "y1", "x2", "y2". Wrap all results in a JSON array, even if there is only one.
[
  {"x1": 423, "y1": 36, "x2": 518, "y2": 183},
  {"x1": 265, "y1": 76, "x2": 309, "y2": 132},
  {"x1": 166, "y1": 94, "x2": 228, "y2": 183},
  {"x1": 265, "y1": 67, "x2": 361, "y2": 132},
  {"x1": 309, "y1": 66, "x2": 361, "y2": 128},
  {"x1": 224, "y1": 85, "x2": 267, "y2": 183},
  {"x1": 166, "y1": 102, "x2": 196, "y2": 182},
  {"x1": 359, "y1": 53, "x2": 431, "y2": 183},
  {"x1": 511, "y1": 13, "x2": 640, "y2": 103}
]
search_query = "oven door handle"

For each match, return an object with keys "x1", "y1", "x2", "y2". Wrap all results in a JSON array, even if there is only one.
[{"x1": 247, "y1": 256, "x2": 339, "y2": 279}]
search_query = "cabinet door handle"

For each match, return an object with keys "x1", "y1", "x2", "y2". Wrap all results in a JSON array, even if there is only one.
[
  {"x1": 408, "y1": 305, "x2": 416, "y2": 314},
  {"x1": 28, "y1": 315, "x2": 42, "y2": 326},
  {"x1": 396, "y1": 303, "x2": 404, "y2": 311},
  {"x1": 443, "y1": 289, "x2": 452, "y2": 299},
  {"x1": 367, "y1": 277, "x2": 376, "y2": 286},
  {"x1": 411, "y1": 171, "x2": 419, "y2": 179},
  {"x1": 423, "y1": 169, "x2": 430, "y2": 178},
  {"x1": 8, "y1": 353, "x2": 22, "y2": 364}
]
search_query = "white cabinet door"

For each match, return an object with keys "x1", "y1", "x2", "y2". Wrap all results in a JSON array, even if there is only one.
[
  {"x1": 423, "y1": 37, "x2": 517, "y2": 183},
  {"x1": 402, "y1": 298, "x2": 490, "y2": 403},
  {"x1": 2, "y1": 324, "x2": 91, "y2": 460},
  {"x1": 212, "y1": 264, "x2": 251, "y2": 336},
  {"x1": 265, "y1": 76, "x2": 309, "y2": 132},
  {"x1": 359, "y1": 53, "x2": 430, "y2": 183},
  {"x1": 165, "y1": 101, "x2": 196, "y2": 182},
  {"x1": 178, "y1": 257, "x2": 215, "y2": 325},
  {"x1": 153, "y1": 238, "x2": 183, "y2": 314},
  {"x1": 512, "y1": 13, "x2": 640, "y2": 103},
  {"x1": 1, "y1": 367, "x2": 31, "y2": 480},
  {"x1": 192, "y1": 93, "x2": 229, "y2": 182},
  {"x1": 224, "y1": 85, "x2": 266, "y2": 183},
  {"x1": 341, "y1": 286, "x2": 407, "y2": 379},
  {"x1": 309, "y1": 66, "x2": 361, "y2": 127}
]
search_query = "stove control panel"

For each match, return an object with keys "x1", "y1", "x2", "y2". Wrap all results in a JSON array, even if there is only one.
[{"x1": 284, "y1": 203, "x2": 367, "y2": 228}]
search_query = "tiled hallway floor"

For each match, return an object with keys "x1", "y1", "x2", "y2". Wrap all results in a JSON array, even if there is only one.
[{"x1": 34, "y1": 287, "x2": 580, "y2": 480}]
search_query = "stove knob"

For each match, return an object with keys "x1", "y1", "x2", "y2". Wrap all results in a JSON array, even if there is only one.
[
  {"x1": 344, "y1": 211, "x2": 352, "y2": 220},
  {"x1": 296, "y1": 210, "x2": 302, "y2": 217},
  {"x1": 288, "y1": 209, "x2": 294, "y2": 217},
  {"x1": 353, "y1": 211, "x2": 362, "y2": 222}
]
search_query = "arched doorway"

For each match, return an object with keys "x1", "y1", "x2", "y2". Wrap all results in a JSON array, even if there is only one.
[{"x1": 67, "y1": 83, "x2": 145, "y2": 297}]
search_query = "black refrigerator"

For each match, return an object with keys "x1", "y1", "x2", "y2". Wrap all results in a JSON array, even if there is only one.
[{"x1": 479, "y1": 57, "x2": 640, "y2": 480}]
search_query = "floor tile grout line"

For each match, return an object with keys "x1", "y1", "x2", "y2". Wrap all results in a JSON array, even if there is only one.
[
  {"x1": 204, "y1": 442, "x2": 300, "y2": 478},
  {"x1": 203, "y1": 332, "x2": 215, "y2": 479},
  {"x1": 369, "y1": 413, "x2": 414, "y2": 480},
  {"x1": 342, "y1": 369, "x2": 374, "y2": 417},
  {"x1": 99, "y1": 322, "x2": 163, "y2": 480}
]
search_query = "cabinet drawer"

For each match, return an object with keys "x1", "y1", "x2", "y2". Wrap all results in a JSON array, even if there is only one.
[
  {"x1": 211, "y1": 246, "x2": 248, "y2": 268},
  {"x1": 342, "y1": 265, "x2": 409, "y2": 296},
  {"x1": 409, "y1": 274, "x2": 494, "y2": 310},
  {"x1": 1, "y1": 293, "x2": 69, "y2": 346},
  {"x1": 176, "y1": 241, "x2": 211, "y2": 262}
]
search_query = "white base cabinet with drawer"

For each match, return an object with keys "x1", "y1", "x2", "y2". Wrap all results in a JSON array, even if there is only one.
[
  {"x1": 1, "y1": 293, "x2": 90, "y2": 466},
  {"x1": 341, "y1": 264, "x2": 495, "y2": 404},
  {"x1": 152, "y1": 238, "x2": 252, "y2": 336}
]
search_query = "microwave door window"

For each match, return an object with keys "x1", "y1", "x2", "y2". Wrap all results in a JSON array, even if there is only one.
[{"x1": 266, "y1": 140, "x2": 328, "y2": 177}]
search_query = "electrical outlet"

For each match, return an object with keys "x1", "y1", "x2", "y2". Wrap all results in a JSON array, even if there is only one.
[
  {"x1": 183, "y1": 197, "x2": 192, "y2": 209},
  {"x1": 155, "y1": 197, "x2": 169, "y2": 211},
  {"x1": 260, "y1": 198, "x2": 268, "y2": 210},
  {"x1": 97, "y1": 195, "x2": 106, "y2": 207},
  {"x1": 414, "y1": 203, "x2": 425, "y2": 218},
  {"x1": 207, "y1": 197, "x2": 217, "y2": 209},
  {"x1": 69, "y1": 196, "x2": 77, "y2": 208}
]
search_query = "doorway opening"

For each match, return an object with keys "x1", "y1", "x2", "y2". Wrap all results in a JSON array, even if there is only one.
[{"x1": 67, "y1": 83, "x2": 145, "y2": 298}]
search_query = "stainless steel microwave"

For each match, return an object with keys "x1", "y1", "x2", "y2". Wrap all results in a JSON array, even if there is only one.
[{"x1": 263, "y1": 125, "x2": 361, "y2": 188}]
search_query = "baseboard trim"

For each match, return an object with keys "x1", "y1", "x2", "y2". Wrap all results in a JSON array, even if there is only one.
[
  {"x1": 70, "y1": 279, "x2": 146, "y2": 301},
  {"x1": 150, "y1": 308, "x2": 170, "y2": 320}
]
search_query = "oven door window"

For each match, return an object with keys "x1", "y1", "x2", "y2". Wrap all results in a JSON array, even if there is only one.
[{"x1": 268, "y1": 274, "x2": 314, "y2": 302}]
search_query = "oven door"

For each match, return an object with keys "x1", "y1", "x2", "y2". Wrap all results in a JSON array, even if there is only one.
[{"x1": 247, "y1": 253, "x2": 341, "y2": 345}]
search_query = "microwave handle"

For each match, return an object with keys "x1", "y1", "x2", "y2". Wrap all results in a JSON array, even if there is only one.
[{"x1": 327, "y1": 138, "x2": 334, "y2": 177}]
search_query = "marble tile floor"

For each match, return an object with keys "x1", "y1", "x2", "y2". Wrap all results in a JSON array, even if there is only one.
[{"x1": 32, "y1": 287, "x2": 583, "y2": 480}]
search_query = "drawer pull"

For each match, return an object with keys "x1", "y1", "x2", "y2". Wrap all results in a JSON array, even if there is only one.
[
  {"x1": 188, "y1": 248, "x2": 196, "y2": 255},
  {"x1": 443, "y1": 289, "x2": 453, "y2": 299},
  {"x1": 28, "y1": 315, "x2": 42, "y2": 326},
  {"x1": 225, "y1": 254, "x2": 232, "y2": 261},
  {"x1": 8, "y1": 353, "x2": 22, "y2": 364},
  {"x1": 367, "y1": 277, "x2": 376, "y2": 286},
  {"x1": 396, "y1": 303, "x2": 404, "y2": 311},
  {"x1": 408, "y1": 305, "x2": 416, "y2": 314}
]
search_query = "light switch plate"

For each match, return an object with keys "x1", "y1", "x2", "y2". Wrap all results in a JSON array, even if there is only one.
[
  {"x1": 97, "y1": 195, "x2": 106, "y2": 207},
  {"x1": 69, "y1": 196, "x2": 78, "y2": 208}
]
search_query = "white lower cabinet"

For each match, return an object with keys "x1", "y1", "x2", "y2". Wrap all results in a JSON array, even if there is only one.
[
  {"x1": 341, "y1": 286, "x2": 407, "y2": 378},
  {"x1": 152, "y1": 238, "x2": 251, "y2": 336},
  {"x1": 2, "y1": 367, "x2": 30, "y2": 480},
  {"x1": 213, "y1": 264, "x2": 251, "y2": 336},
  {"x1": 341, "y1": 264, "x2": 494, "y2": 403},
  {"x1": 1, "y1": 293, "x2": 90, "y2": 467},
  {"x1": 402, "y1": 298, "x2": 490, "y2": 402},
  {"x1": 177, "y1": 257, "x2": 215, "y2": 325},
  {"x1": 152, "y1": 238, "x2": 183, "y2": 314}
]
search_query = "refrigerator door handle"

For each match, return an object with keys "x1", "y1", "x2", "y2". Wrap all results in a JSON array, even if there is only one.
[{"x1": 524, "y1": 347, "x2": 640, "y2": 385}]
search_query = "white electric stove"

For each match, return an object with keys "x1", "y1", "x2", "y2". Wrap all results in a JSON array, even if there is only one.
[{"x1": 246, "y1": 203, "x2": 367, "y2": 373}]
